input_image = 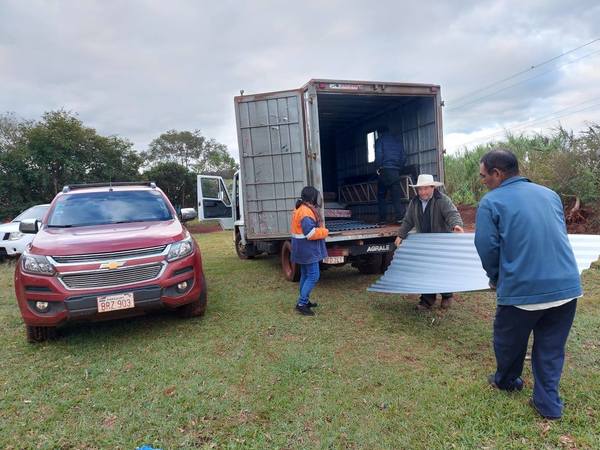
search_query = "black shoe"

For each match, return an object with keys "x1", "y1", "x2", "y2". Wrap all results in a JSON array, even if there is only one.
[
  {"x1": 488, "y1": 374, "x2": 524, "y2": 392},
  {"x1": 487, "y1": 374, "x2": 499, "y2": 389},
  {"x1": 295, "y1": 304, "x2": 315, "y2": 316},
  {"x1": 307, "y1": 301, "x2": 318, "y2": 308},
  {"x1": 415, "y1": 302, "x2": 431, "y2": 311},
  {"x1": 416, "y1": 297, "x2": 433, "y2": 311},
  {"x1": 529, "y1": 398, "x2": 561, "y2": 420}
]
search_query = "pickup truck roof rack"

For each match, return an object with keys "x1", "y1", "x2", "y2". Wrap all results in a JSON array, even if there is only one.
[{"x1": 62, "y1": 182, "x2": 156, "y2": 193}]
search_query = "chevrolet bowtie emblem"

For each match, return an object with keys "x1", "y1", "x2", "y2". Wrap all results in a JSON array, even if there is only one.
[{"x1": 100, "y1": 261, "x2": 125, "y2": 270}]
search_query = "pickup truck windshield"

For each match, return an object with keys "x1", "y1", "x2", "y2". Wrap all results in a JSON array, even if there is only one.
[
  {"x1": 13, "y1": 204, "x2": 50, "y2": 222},
  {"x1": 47, "y1": 190, "x2": 173, "y2": 227}
]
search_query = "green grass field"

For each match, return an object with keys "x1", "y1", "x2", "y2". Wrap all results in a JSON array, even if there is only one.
[{"x1": 1, "y1": 231, "x2": 599, "y2": 449}]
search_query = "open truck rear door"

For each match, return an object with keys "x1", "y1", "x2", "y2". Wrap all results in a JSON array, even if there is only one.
[
  {"x1": 197, "y1": 175, "x2": 234, "y2": 230},
  {"x1": 234, "y1": 89, "x2": 311, "y2": 238}
]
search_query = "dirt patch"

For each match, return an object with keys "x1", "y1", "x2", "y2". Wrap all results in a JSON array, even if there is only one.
[
  {"x1": 185, "y1": 222, "x2": 222, "y2": 234},
  {"x1": 565, "y1": 199, "x2": 600, "y2": 234},
  {"x1": 457, "y1": 205, "x2": 476, "y2": 232},
  {"x1": 458, "y1": 201, "x2": 600, "y2": 234}
]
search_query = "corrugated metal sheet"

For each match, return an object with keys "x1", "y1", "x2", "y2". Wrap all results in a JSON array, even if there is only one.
[
  {"x1": 368, "y1": 233, "x2": 600, "y2": 294},
  {"x1": 326, "y1": 220, "x2": 380, "y2": 232}
]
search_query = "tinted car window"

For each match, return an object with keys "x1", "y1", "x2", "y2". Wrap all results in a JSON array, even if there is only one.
[
  {"x1": 13, "y1": 205, "x2": 50, "y2": 222},
  {"x1": 47, "y1": 191, "x2": 173, "y2": 227}
]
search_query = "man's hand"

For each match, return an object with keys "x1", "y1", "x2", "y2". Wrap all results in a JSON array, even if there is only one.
[
  {"x1": 394, "y1": 236, "x2": 402, "y2": 247},
  {"x1": 489, "y1": 281, "x2": 496, "y2": 290},
  {"x1": 453, "y1": 225, "x2": 464, "y2": 233}
]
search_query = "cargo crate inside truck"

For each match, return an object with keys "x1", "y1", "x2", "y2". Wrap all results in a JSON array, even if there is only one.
[{"x1": 198, "y1": 79, "x2": 445, "y2": 281}]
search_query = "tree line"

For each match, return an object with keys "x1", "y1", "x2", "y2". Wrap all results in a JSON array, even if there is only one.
[{"x1": 0, "y1": 111, "x2": 238, "y2": 220}]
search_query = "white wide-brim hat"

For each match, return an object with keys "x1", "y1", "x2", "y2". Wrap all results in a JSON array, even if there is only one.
[{"x1": 409, "y1": 174, "x2": 444, "y2": 188}]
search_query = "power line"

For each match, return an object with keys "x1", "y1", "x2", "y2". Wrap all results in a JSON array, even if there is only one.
[
  {"x1": 447, "y1": 48, "x2": 600, "y2": 112},
  {"x1": 447, "y1": 38, "x2": 600, "y2": 105},
  {"x1": 459, "y1": 101, "x2": 600, "y2": 147},
  {"x1": 454, "y1": 97, "x2": 600, "y2": 148}
]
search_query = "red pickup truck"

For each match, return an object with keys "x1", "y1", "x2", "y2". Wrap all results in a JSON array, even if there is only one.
[{"x1": 14, "y1": 182, "x2": 207, "y2": 342}]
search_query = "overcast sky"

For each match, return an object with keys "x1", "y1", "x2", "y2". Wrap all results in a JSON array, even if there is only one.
[{"x1": 1, "y1": 0, "x2": 599, "y2": 159}]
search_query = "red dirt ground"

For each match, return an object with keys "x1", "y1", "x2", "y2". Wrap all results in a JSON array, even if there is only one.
[
  {"x1": 458, "y1": 201, "x2": 600, "y2": 234},
  {"x1": 457, "y1": 205, "x2": 476, "y2": 232},
  {"x1": 185, "y1": 222, "x2": 223, "y2": 234}
]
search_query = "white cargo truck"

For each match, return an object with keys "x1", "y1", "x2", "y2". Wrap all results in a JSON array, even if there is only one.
[{"x1": 198, "y1": 79, "x2": 445, "y2": 281}]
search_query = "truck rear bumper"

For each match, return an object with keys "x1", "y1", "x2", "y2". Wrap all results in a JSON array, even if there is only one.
[{"x1": 326, "y1": 224, "x2": 400, "y2": 242}]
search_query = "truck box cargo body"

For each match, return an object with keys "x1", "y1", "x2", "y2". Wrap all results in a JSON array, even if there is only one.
[{"x1": 198, "y1": 79, "x2": 445, "y2": 280}]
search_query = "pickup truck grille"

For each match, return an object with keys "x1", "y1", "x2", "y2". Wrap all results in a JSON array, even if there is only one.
[
  {"x1": 52, "y1": 246, "x2": 167, "y2": 264},
  {"x1": 59, "y1": 263, "x2": 164, "y2": 289}
]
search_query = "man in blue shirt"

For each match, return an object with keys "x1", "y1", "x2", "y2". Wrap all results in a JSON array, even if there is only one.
[
  {"x1": 375, "y1": 126, "x2": 406, "y2": 223},
  {"x1": 475, "y1": 148, "x2": 582, "y2": 420}
]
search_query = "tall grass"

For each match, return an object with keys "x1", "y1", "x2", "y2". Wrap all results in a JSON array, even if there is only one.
[{"x1": 445, "y1": 124, "x2": 600, "y2": 206}]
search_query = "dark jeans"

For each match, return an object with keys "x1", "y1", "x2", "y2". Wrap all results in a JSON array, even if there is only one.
[
  {"x1": 420, "y1": 293, "x2": 453, "y2": 306},
  {"x1": 493, "y1": 299, "x2": 577, "y2": 418},
  {"x1": 297, "y1": 262, "x2": 320, "y2": 306},
  {"x1": 378, "y1": 168, "x2": 404, "y2": 222}
]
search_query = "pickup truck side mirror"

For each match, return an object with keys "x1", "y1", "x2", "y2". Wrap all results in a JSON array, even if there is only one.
[
  {"x1": 180, "y1": 208, "x2": 197, "y2": 222},
  {"x1": 19, "y1": 218, "x2": 40, "y2": 234}
]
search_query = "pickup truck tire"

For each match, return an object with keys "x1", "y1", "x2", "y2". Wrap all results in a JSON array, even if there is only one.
[
  {"x1": 281, "y1": 240, "x2": 301, "y2": 282},
  {"x1": 357, "y1": 254, "x2": 383, "y2": 274},
  {"x1": 177, "y1": 275, "x2": 208, "y2": 318},
  {"x1": 235, "y1": 230, "x2": 256, "y2": 260},
  {"x1": 26, "y1": 325, "x2": 57, "y2": 343}
]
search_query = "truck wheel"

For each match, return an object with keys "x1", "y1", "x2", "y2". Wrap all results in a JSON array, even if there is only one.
[
  {"x1": 26, "y1": 325, "x2": 57, "y2": 343},
  {"x1": 380, "y1": 251, "x2": 395, "y2": 274},
  {"x1": 357, "y1": 254, "x2": 383, "y2": 274},
  {"x1": 235, "y1": 230, "x2": 256, "y2": 260},
  {"x1": 178, "y1": 275, "x2": 208, "y2": 318},
  {"x1": 281, "y1": 241, "x2": 300, "y2": 282}
]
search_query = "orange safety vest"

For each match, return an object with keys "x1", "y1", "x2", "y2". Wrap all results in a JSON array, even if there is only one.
[{"x1": 290, "y1": 204, "x2": 328, "y2": 240}]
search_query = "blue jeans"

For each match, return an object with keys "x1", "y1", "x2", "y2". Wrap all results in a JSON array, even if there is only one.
[
  {"x1": 493, "y1": 299, "x2": 577, "y2": 418},
  {"x1": 297, "y1": 262, "x2": 320, "y2": 306}
]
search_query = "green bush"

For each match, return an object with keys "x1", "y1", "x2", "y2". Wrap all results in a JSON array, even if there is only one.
[{"x1": 445, "y1": 124, "x2": 600, "y2": 206}]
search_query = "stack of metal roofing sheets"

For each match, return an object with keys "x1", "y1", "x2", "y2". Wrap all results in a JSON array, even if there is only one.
[
  {"x1": 326, "y1": 220, "x2": 381, "y2": 232},
  {"x1": 368, "y1": 233, "x2": 600, "y2": 294}
]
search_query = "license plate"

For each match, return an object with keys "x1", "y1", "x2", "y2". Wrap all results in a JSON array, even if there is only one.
[
  {"x1": 97, "y1": 292, "x2": 135, "y2": 313},
  {"x1": 323, "y1": 256, "x2": 345, "y2": 264}
]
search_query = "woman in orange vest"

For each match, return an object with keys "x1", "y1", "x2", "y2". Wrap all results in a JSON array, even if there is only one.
[{"x1": 290, "y1": 186, "x2": 329, "y2": 316}]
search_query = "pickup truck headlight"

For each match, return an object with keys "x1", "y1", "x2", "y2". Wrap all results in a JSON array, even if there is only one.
[
  {"x1": 166, "y1": 237, "x2": 194, "y2": 262},
  {"x1": 22, "y1": 253, "x2": 55, "y2": 276},
  {"x1": 8, "y1": 231, "x2": 24, "y2": 241}
]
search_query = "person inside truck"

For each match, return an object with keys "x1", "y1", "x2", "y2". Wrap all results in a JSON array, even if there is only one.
[
  {"x1": 375, "y1": 126, "x2": 406, "y2": 224},
  {"x1": 394, "y1": 174, "x2": 464, "y2": 310},
  {"x1": 290, "y1": 186, "x2": 330, "y2": 316}
]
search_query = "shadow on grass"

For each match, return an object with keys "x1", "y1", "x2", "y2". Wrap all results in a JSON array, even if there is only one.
[{"x1": 52, "y1": 309, "x2": 206, "y2": 345}]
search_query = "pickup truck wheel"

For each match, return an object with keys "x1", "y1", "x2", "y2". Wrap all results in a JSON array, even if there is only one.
[
  {"x1": 235, "y1": 230, "x2": 256, "y2": 260},
  {"x1": 177, "y1": 276, "x2": 208, "y2": 318},
  {"x1": 281, "y1": 241, "x2": 300, "y2": 282},
  {"x1": 357, "y1": 254, "x2": 383, "y2": 274},
  {"x1": 26, "y1": 325, "x2": 57, "y2": 343}
]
